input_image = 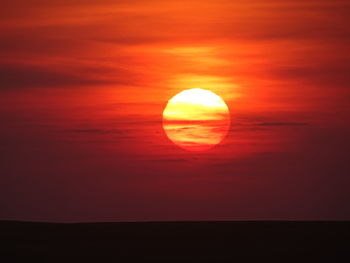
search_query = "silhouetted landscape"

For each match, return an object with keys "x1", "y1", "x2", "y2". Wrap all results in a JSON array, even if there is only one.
[{"x1": 1, "y1": 221, "x2": 349, "y2": 261}]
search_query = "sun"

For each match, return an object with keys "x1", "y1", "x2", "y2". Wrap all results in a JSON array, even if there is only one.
[{"x1": 163, "y1": 88, "x2": 231, "y2": 151}]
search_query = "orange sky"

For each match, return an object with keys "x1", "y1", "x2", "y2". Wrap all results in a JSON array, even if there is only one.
[{"x1": 0, "y1": 0, "x2": 350, "y2": 221}]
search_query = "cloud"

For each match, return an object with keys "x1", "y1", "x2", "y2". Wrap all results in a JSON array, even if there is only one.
[
  {"x1": 2, "y1": 0, "x2": 349, "y2": 42},
  {"x1": 256, "y1": 122, "x2": 308, "y2": 127},
  {"x1": 54, "y1": 129, "x2": 126, "y2": 134},
  {"x1": 0, "y1": 63, "x2": 135, "y2": 89},
  {"x1": 273, "y1": 61, "x2": 350, "y2": 89},
  {"x1": 150, "y1": 158, "x2": 187, "y2": 162}
]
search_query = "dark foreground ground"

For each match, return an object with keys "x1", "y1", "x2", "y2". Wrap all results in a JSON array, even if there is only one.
[{"x1": 0, "y1": 221, "x2": 349, "y2": 262}]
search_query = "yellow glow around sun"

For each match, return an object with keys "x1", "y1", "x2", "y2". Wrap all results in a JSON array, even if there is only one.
[{"x1": 163, "y1": 88, "x2": 230, "y2": 151}]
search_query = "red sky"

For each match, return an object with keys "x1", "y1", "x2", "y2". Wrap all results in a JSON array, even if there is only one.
[{"x1": 1, "y1": 0, "x2": 350, "y2": 221}]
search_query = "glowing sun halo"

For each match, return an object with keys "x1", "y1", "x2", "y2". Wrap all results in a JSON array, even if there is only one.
[{"x1": 163, "y1": 88, "x2": 231, "y2": 151}]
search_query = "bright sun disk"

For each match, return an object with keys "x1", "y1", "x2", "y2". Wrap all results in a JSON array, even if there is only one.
[{"x1": 163, "y1": 88, "x2": 230, "y2": 151}]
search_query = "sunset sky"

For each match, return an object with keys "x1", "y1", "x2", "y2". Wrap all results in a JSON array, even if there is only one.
[{"x1": 1, "y1": 0, "x2": 350, "y2": 221}]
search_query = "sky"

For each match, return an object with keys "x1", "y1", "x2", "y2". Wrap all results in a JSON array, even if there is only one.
[{"x1": 0, "y1": 0, "x2": 350, "y2": 221}]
